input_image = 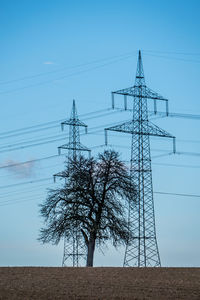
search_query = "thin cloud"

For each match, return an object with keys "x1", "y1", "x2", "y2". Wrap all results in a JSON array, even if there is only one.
[
  {"x1": 43, "y1": 61, "x2": 55, "y2": 65},
  {"x1": 2, "y1": 159, "x2": 36, "y2": 179}
]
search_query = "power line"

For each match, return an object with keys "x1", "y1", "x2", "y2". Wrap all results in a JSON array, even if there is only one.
[
  {"x1": 0, "y1": 51, "x2": 137, "y2": 86},
  {"x1": 0, "y1": 124, "x2": 62, "y2": 141},
  {"x1": 153, "y1": 162, "x2": 200, "y2": 169},
  {"x1": 0, "y1": 137, "x2": 66, "y2": 154},
  {"x1": 0, "y1": 108, "x2": 111, "y2": 137},
  {"x1": 0, "y1": 109, "x2": 125, "y2": 149},
  {"x1": 178, "y1": 139, "x2": 200, "y2": 144},
  {"x1": 0, "y1": 154, "x2": 63, "y2": 170},
  {"x1": 0, "y1": 162, "x2": 64, "y2": 180},
  {"x1": 0, "y1": 145, "x2": 107, "y2": 189},
  {"x1": 0, "y1": 183, "x2": 50, "y2": 198},
  {"x1": 143, "y1": 52, "x2": 200, "y2": 64},
  {"x1": 151, "y1": 153, "x2": 174, "y2": 159},
  {"x1": 82, "y1": 131, "x2": 200, "y2": 145},
  {"x1": 0, "y1": 133, "x2": 66, "y2": 149},
  {"x1": 0, "y1": 119, "x2": 62, "y2": 137},
  {"x1": 154, "y1": 191, "x2": 200, "y2": 198},
  {"x1": 176, "y1": 151, "x2": 200, "y2": 157},
  {"x1": 143, "y1": 50, "x2": 200, "y2": 56},
  {"x1": 0, "y1": 144, "x2": 106, "y2": 171},
  {"x1": 159, "y1": 111, "x2": 200, "y2": 120},
  {"x1": 109, "y1": 144, "x2": 200, "y2": 158},
  {"x1": 0, "y1": 109, "x2": 200, "y2": 146},
  {"x1": 116, "y1": 108, "x2": 200, "y2": 120},
  {"x1": 0, "y1": 177, "x2": 52, "y2": 190},
  {"x1": 1, "y1": 49, "x2": 199, "y2": 88},
  {"x1": 0, "y1": 193, "x2": 44, "y2": 205},
  {"x1": 1, "y1": 129, "x2": 200, "y2": 153},
  {"x1": 0, "y1": 108, "x2": 125, "y2": 148},
  {"x1": 0, "y1": 117, "x2": 127, "y2": 154},
  {"x1": 1, "y1": 145, "x2": 200, "y2": 172},
  {"x1": 0, "y1": 189, "x2": 199, "y2": 207},
  {"x1": 0, "y1": 196, "x2": 44, "y2": 207},
  {"x1": 2, "y1": 157, "x2": 200, "y2": 197},
  {"x1": 0, "y1": 55, "x2": 134, "y2": 95}
]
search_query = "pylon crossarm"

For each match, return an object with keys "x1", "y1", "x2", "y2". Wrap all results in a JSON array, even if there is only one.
[
  {"x1": 111, "y1": 86, "x2": 169, "y2": 115},
  {"x1": 113, "y1": 86, "x2": 135, "y2": 97},
  {"x1": 145, "y1": 86, "x2": 169, "y2": 115},
  {"x1": 149, "y1": 133, "x2": 176, "y2": 154},
  {"x1": 144, "y1": 121, "x2": 176, "y2": 153},
  {"x1": 147, "y1": 121, "x2": 173, "y2": 138},
  {"x1": 61, "y1": 119, "x2": 88, "y2": 129},
  {"x1": 105, "y1": 120, "x2": 174, "y2": 137},
  {"x1": 145, "y1": 86, "x2": 167, "y2": 101},
  {"x1": 105, "y1": 120, "x2": 133, "y2": 140},
  {"x1": 112, "y1": 86, "x2": 151, "y2": 98},
  {"x1": 111, "y1": 89, "x2": 136, "y2": 109},
  {"x1": 58, "y1": 143, "x2": 90, "y2": 154}
]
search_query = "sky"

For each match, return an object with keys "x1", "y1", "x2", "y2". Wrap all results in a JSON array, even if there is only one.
[{"x1": 0, "y1": 0, "x2": 200, "y2": 267}]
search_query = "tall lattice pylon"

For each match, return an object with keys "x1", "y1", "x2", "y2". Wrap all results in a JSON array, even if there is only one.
[
  {"x1": 105, "y1": 51, "x2": 176, "y2": 267},
  {"x1": 54, "y1": 100, "x2": 91, "y2": 267}
]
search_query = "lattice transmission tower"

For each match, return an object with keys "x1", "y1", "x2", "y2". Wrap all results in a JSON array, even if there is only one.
[
  {"x1": 54, "y1": 100, "x2": 91, "y2": 267},
  {"x1": 105, "y1": 50, "x2": 176, "y2": 267}
]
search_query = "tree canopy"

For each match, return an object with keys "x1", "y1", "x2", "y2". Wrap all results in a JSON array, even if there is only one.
[{"x1": 39, "y1": 150, "x2": 136, "y2": 266}]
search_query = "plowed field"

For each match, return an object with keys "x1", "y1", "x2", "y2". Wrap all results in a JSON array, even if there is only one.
[{"x1": 0, "y1": 267, "x2": 200, "y2": 299}]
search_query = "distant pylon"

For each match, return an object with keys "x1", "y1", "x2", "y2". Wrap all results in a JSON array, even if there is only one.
[
  {"x1": 54, "y1": 100, "x2": 91, "y2": 267},
  {"x1": 105, "y1": 50, "x2": 176, "y2": 267}
]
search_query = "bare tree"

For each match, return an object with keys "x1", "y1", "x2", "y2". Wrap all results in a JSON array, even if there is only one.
[{"x1": 38, "y1": 150, "x2": 135, "y2": 267}]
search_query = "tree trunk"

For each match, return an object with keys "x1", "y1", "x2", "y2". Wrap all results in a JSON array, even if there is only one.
[{"x1": 86, "y1": 237, "x2": 95, "y2": 267}]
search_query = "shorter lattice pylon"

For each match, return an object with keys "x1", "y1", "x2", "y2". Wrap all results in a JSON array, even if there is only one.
[{"x1": 54, "y1": 99, "x2": 91, "y2": 267}]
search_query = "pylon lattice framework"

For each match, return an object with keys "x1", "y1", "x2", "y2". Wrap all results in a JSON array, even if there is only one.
[
  {"x1": 54, "y1": 100, "x2": 91, "y2": 267},
  {"x1": 105, "y1": 51, "x2": 176, "y2": 267}
]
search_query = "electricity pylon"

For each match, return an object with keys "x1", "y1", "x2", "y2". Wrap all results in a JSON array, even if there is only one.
[
  {"x1": 105, "y1": 50, "x2": 176, "y2": 267},
  {"x1": 54, "y1": 100, "x2": 91, "y2": 267}
]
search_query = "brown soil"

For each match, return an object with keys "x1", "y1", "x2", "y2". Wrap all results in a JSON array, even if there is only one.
[{"x1": 0, "y1": 267, "x2": 200, "y2": 299}]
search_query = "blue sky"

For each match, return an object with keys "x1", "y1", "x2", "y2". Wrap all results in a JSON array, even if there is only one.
[{"x1": 0, "y1": 0, "x2": 200, "y2": 267}]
